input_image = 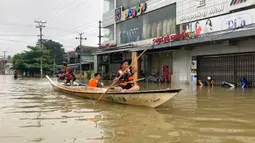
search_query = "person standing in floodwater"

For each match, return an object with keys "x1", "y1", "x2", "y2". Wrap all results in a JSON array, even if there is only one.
[{"x1": 14, "y1": 70, "x2": 18, "y2": 79}]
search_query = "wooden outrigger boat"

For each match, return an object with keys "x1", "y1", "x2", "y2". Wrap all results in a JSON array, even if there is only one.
[{"x1": 46, "y1": 75, "x2": 181, "y2": 108}]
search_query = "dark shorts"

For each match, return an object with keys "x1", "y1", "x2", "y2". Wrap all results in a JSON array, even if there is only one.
[
  {"x1": 120, "y1": 83, "x2": 132, "y2": 90},
  {"x1": 72, "y1": 76, "x2": 76, "y2": 82},
  {"x1": 66, "y1": 76, "x2": 76, "y2": 83}
]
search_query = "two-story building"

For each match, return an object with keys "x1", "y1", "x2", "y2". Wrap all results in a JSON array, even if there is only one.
[
  {"x1": 67, "y1": 46, "x2": 97, "y2": 73},
  {"x1": 98, "y1": 0, "x2": 255, "y2": 87}
]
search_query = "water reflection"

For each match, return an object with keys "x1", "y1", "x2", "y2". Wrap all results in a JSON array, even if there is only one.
[{"x1": 1, "y1": 76, "x2": 255, "y2": 143}]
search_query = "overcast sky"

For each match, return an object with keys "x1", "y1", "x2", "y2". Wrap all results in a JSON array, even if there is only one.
[{"x1": 0, "y1": 0, "x2": 103, "y2": 56}]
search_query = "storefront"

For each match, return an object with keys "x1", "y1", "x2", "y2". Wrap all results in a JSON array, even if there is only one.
[
  {"x1": 99, "y1": 2, "x2": 177, "y2": 81},
  {"x1": 197, "y1": 51, "x2": 255, "y2": 87},
  {"x1": 100, "y1": 0, "x2": 255, "y2": 85},
  {"x1": 116, "y1": 3, "x2": 176, "y2": 45}
]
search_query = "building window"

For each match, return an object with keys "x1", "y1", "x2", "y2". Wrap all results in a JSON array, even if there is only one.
[
  {"x1": 110, "y1": 52, "x2": 123, "y2": 64},
  {"x1": 104, "y1": 0, "x2": 114, "y2": 13},
  {"x1": 103, "y1": 25, "x2": 114, "y2": 43},
  {"x1": 117, "y1": 4, "x2": 176, "y2": 45},
  {"x1": 117, "y1": 0, "x2": 147, "y2": 10}
]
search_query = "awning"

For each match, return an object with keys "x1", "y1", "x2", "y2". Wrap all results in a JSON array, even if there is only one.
[
  {"x1": 68, "y1": 62, "x2": 93, "y2": 67},
  {"x1": 95, "y1": 48, "x2": 130, "y2": 55}
]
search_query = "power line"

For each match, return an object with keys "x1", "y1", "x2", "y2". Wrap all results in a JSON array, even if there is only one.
[
  {"x1": 74, "y1": 0, "x2": 89, "y2": 9},
  {"x1": 46, "y1": 0, "x2": 79, "y2": 21},
  {"x1": 0, "y1": 34, "x2": 37, "y2": 37},
  {"x1": 70, "y1": 21, "x2": 98, "y2": 32},
  {"x1": 0, "y1": 21, "x2": 34, "y2": 28},
  {"x1": 43, "y1": 0, "x2": 71, "y2": 20},
  {"x1": 0, "y1": 39, "x2": 31, "y2": 44},
  {"x1": 47, "y1": 26, "x2": 79, "y2": 34},
  {"x1": 35, "y1": 20, "x2": 47, "y2": 78}
]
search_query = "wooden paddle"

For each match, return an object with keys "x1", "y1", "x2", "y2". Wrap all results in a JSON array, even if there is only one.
[{"x1": 95, "y1": 45, "x2": 152, "y2": 104}]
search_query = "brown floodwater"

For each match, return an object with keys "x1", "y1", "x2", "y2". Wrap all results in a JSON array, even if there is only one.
[{"x1": 1, "y1": 75, "x2": 255, "y2": 143}]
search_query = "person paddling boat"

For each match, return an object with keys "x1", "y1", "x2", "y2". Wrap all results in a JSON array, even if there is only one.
[{"x1": 111, "y1": 60, "x2": 140, "y2": 92}]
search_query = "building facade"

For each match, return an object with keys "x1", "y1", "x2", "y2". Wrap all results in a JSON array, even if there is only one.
[
  {"x1": 99, "y1": 0, "x2": 255, "y2": 87},
  {"x1": 67, "y1": 46, "x2": 97, "y2": 73}
]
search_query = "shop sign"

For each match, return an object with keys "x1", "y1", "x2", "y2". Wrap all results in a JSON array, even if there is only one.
[
  {"x1": 179, "y1": 4, "x2": 225, "y2": 24},
  {"x1": 230, "y1": 0, "x2": 246, "y2": 6},
  {"x1": 152, "y1": 32, "x2": 190, "y2": 44},
  {"x1": 124, "y1": 2, "x2": 147, "y2": 20},
  {"x1": 229, "y1": 0, "x2": 255, "y2": 11},
  {"x1": 99, "y1": 43, "x2": 117, "y2": 49},
  {"x1": 180, "y1": 8, "x2": 255, "y2": 38},
  {"x1": 115, "y1": 6, "x2": 123, "y2": 22},
  {"x1": 176, "y1": 0, "x2": 229, "y2": 24}
]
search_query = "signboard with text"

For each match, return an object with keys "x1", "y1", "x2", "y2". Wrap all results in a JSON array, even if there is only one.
[
  {"x1": 180, "y1": 8, "x2": 255, "y2": 38},
  {"x1": 123, "y1": 2, "x2": 147, "y2": 20},
  {"x1": 229, "y1": 0, "x2": 255, "y2": 11},
  {"x1": 153, "y1": 8, "x2": 255, "y2": 45},
  {"x1": 176, "y1": 0, "x2": 229, "y2": 24},
  {"x1": 115, "y1": 6, "x2": 123, "y2": 22}
]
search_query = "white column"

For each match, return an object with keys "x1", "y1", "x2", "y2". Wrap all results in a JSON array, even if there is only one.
[
  {"x1": 114, "y1": 0, "x2": 117, "y2": 44},
  {"x1": 172, "y1": 49, "x2": 192, "y2": 85},
  {"x1": 94, "y1": 55, "x2": 98, "y2": 73}
]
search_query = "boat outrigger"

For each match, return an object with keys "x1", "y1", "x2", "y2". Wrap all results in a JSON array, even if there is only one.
[{"x1": 46, "y1": 75, "x2": 181, "y2": 108}]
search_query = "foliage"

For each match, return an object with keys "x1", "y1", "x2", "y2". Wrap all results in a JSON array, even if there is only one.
[
  {"x1": 38, "y1": 39, "x2": 66, "y2": 65},
  {"x1": 12, "y1": 40, "x2": 66, "y2": 76},
  {"x1": 86, "y1": 70, "x2": 93, "y2": 80}
]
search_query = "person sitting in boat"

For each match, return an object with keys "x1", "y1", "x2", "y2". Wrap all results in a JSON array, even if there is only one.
[
  {"x1": 88, "y1": 73, "x2": 103, "y2": 88},
  {"x1": 112, "y1": 60, "x2": 140, "y2": 92},
  {"x1": 64, "y1": 68, "x2": 76, "y2": 86}
]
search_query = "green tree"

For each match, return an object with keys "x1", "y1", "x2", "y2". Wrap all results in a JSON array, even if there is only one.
[
  {"x1": 12, "y1": 39, "x2": 65, "y2": 76},
  {"x1": 37, "y1": 39, "x2": 66, "y2": 65}
]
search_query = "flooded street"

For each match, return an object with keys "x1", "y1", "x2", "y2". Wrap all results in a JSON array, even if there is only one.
[{"x1": 1, "y1": 76, "x2": 255, "y2": 143}]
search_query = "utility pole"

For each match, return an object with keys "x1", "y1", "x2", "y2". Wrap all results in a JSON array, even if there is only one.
[
  {"x1": 53, "y1": 47, "x2": 56, "y2": 76},
  {"x1": 35, "y1": 20, "x2": 46, "y2": 78},
  {"x1": 3, "y1": 51, "x2": 7, "y2": 60},
  {"x1": 2, "y1": 51, "x2": 7, "y2": 75},
  {"x1": 75, "y1": 33, "x2": 87, "y2": 74},
  {"x1": 98, "y1": 21, "x2": 103, "y2": 46}
]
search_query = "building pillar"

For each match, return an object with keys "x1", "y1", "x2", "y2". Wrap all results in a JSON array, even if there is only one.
[
  {"x1": 132, "y1": 51, "x2": 139, "y2": 81},
  {"x1": 172, "y1": 49, "x2": 192, "y2": 87},
  {"x1": 93, "y1": 55, "x2": 98, "y2": 73}
]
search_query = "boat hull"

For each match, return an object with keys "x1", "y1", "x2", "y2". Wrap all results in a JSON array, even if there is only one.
[{"x1": 46, "y1": 75, "x2": 181, "y2": 108}]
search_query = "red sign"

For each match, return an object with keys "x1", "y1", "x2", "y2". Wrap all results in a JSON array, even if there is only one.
[
  {"x1": 152, "y1": 32, "x2": 190, "y2": 45},
  {"x1": 162, "y1": 65, "x2": 169, "y2": 82},
  {"x1": 99, "y1": 43, "x2": 117, "y2": 49}
]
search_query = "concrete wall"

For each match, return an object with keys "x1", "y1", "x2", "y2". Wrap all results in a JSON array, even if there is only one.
[{"x1": 172, "y1": 39, "x2": 255, "y2": 84}]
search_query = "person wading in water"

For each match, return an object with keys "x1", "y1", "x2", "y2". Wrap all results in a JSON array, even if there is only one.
[{"x1": 112, "y1": 60, "x2": 140, "y2": 92}]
